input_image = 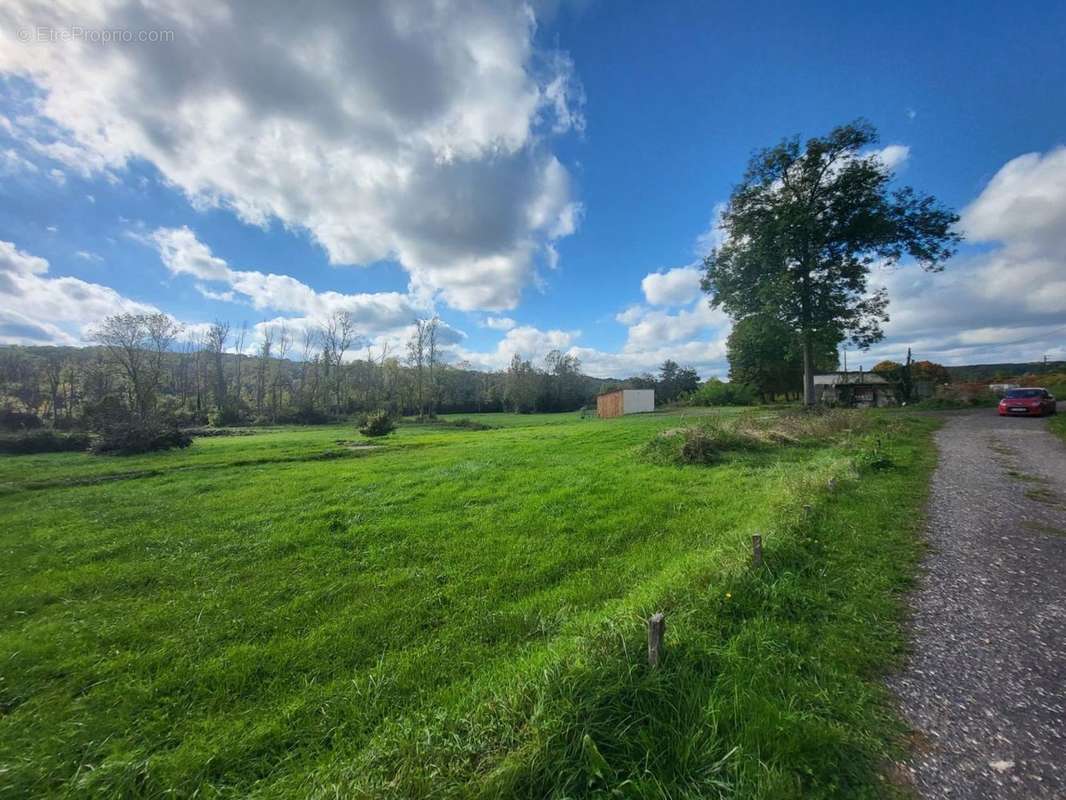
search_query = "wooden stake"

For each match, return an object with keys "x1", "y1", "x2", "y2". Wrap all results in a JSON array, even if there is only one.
[
  {"x1": 752, "y1": 533, "x2": 763, "y2": 567},
  {"x1": 647, "y1": 613, "x2": 665, "y2": 667}
]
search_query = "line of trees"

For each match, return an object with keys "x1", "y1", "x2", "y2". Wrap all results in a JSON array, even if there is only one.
[{"x1": 2, "y1": 312, "x2": 705, "y2": 431}]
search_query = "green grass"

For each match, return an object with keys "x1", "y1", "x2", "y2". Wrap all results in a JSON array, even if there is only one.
[
  {"x1": 0, "y1": 410, "x2": 939, "y2": 798},
  {"x1": 1049, "y1": 411, "x2": 1066, "y2": 444}
]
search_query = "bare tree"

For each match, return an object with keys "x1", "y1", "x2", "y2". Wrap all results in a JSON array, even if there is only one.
[
  {"x1": 407, "y1": 319, "x2": 428, "y2": 417},
  {"x1": 91, "y1": 313, "x2": 182, "y2": 421},
  {"x1": 233, "y1": 321, "x2": 248, "y2": 409},
  {"x1": 255, "y1": 327, "x2": 274, "y2": 417},
  {"x1": 320, "y1": 311, "x2": 356, "y2": 414},
  {"x1": 426, "y1": 317, "x2": 441, "y2": 417},
  {"x1": 204, "y1": 320, "x2": 230, "y2": 413},
  {"x1": 44, "y1": 356, "x2": 63, "y2": 425}
]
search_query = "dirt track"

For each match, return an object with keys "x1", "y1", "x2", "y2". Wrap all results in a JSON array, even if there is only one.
[{"x1": 890, "y1": 407, "x2": 1066, "y2": 798}]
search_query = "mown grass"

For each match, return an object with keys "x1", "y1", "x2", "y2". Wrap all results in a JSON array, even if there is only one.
[{"x1": 0, "y1": 410, "x2": 938, "y2": 798}]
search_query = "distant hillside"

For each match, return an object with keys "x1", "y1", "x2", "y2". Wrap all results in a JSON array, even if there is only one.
[{"x1": 944, "y1": 361, "x2": 1066, "y2": 382}]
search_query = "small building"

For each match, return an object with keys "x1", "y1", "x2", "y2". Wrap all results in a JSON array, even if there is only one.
[
  {"x1": 597, "y1": 388, "x2": 655, "y2": 418},
  {"x1": 813, "y1": 371, "x2": 896, "y2": 408}
]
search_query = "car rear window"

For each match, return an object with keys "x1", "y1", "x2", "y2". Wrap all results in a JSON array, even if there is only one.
[{"x1": 1005, "y1": 389, "x2": 1042, "y2": 398}]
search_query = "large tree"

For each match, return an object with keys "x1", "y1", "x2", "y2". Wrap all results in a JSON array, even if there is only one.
[{"x1": 702, "y1": 120, "x2": 960, "y2": 405}]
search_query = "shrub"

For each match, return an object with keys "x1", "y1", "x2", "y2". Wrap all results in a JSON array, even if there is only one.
[
  {"x1": 90, "y1": 423, "x2": 193, "y2": 455},
  {"x1": 644, "y1": 409, "x2": 876, "y2": 466},
  {"x1": 0, "y1": 430, "x2": 91, "y2": 454},
  {"x1": 359, "y1": 411, "x2": 396, "y2": 437},
  {"x1": 441, "y1": 418, "x2": 493, "y2": 431},
  {"x1": 0, "y1": 409, "x2": 44, "y2": 432},
  {"x1": 689, "y1": 379, "x2": 756, "y2": 407},
  {"x1": 275, "y1": 407, "x2": 333, "y2": 425},
  {"x1": 208, "y1": 401, "x2": 250, "y2": 427},
  {"x1": 913, "y1": 382, "x2": 997, "y2": 409}
]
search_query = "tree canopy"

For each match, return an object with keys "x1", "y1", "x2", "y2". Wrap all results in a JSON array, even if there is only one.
[{"x1": 702, "y1": 120, "x2": 960, "y2": 404}]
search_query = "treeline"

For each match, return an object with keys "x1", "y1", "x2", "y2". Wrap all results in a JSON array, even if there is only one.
[{"x1": 0, "y1": 312, "x2": 704, "y2": 432}]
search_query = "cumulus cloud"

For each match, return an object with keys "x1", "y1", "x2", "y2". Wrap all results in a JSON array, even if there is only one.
[
  {"x1": 571, "y1": 298, "x2": 730, "y2": 378},
  {"x1": 483, "y1": 316, "x2": 517, "y2": 331},
  {"x1": 0, "y1": 240, "x2": 156, "y2": 344},
  {"x1": 0, "y1": 0, "x2": 583, "y2": 311},
  {"x1": 453, "y1": 324, "x2": 578, "y2": 370},
  {"x1": 150, "y1": 226, "x2": 428, "y2": 342},
  {"x1": 641, "y1": 266, "x2": 703, "y2": 306},
  {"x1": 455, "y1": 298, "x2": 729, "y2": 379},
  {"x1": 858, "y1": 147, "x2": 1066, "y2": 365},
  {"x1": 872, "y1": 144, "x2": 910, "y2": 170}
]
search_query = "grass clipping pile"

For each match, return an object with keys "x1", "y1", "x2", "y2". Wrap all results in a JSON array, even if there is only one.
[{"x1": 644, "y1": 409, "x2": 881, "y2": 466}]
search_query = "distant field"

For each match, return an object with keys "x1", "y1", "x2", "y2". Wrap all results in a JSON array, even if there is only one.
[{"x1": 0, "y1": 410, "x2": 938, "y2": 798}]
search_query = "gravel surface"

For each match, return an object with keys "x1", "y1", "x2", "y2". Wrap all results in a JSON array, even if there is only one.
[{"x1": 889, "y1": 406, "x2": 1066, "y2": 798}]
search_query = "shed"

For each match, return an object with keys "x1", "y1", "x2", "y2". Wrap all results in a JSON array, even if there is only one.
[
  {"x1": 597, "y1": 388, "x2": 655, "y2": 418},
  {"x1": 813, "y1": 371, "x2": 896, "y2": 408}
]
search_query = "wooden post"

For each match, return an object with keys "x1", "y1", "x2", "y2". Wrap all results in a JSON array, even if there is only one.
[
  {"x1": 752, "y1": 534, "x2": 763, "y2": 567},
  {"x1": 647, "y1": 613, "x2": 665, "y2": 667}
]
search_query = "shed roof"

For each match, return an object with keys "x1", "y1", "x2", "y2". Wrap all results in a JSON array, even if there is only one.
[{"x1": 813, "y1": 371, "x2": 891, "y2": 386}]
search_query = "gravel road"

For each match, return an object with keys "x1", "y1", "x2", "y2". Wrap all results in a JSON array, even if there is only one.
[{"x1": 890, "y1": 406, "x2": 1066, "y2": 798}]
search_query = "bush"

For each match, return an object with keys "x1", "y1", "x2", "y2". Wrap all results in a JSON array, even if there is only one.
[
  {"x1": 208, "y1": 400, "x2": 251, "y2": 427},
  {"x1": 359, "y1": 411, "x2": 396, "y2": 437},
  {"x1": 0, "y1": 430, "x2": 91, "y2": 454},
  {"x1": 689, "y1": 379, "x2": 756, "y2": 407},
  {"x1": 0, "y1": 409, "x2": 44, "y2": 432},
  {"x1": 90, "y1": 423, "x2": 193, "y2": 455},
  {"x1": 447, "y1": 418, "x2": 493, "y2": 430},
  {"x1": 275, "y1": 407, "x2": 333, "y2": 425},
  {"x1": 643, "y1": 409, "x2": 876, "y2": 466}
]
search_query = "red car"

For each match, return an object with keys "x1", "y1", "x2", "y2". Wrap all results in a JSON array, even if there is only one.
[{"x1": 998, "y1": 387, "x2": 1058, "y2": 417}]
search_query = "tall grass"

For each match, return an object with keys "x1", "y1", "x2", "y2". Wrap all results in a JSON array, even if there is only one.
[{"x1": 0, "y1": 412, "x2": 938, "y2": 798}]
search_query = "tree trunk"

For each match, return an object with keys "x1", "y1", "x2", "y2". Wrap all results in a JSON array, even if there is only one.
[{"x1": 802, "y1": 333, "x2": 816, "y2": 407}]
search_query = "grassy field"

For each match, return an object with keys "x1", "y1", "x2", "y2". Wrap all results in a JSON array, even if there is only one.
[
  {"x1": 1049, "y1": 409, "x2": 1066, "y2": 444},
  {"x1": 0, "y1": 409, "x2": 939, "y2": 798}
]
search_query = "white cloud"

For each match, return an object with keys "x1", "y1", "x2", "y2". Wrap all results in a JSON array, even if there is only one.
[
  {"x1": 625, "y1": 301, "x2": 727, "y2": 350},
  {"x1": 151, "y1": 225, "x2": 429, "y2": 347},
  {"x1": 962, "y1": 148, "x2": 1066, "y2": 254},
  {"x1": 694, "y1": 202, "x2": 727, "y2": 258},
  {"x1": 0, "y1": 147, "x2": 38, "y2": 175},
  {"x1": 452, "y1": 324, "x2": 578, "y2": 370},
  {"x1": 571, "y1": 337, "x2": 729, "y2": 380},
  {"x1": 0, "y1": 240, "x2": 156, "y2": 345},
  {"x1": 856, "y1": 147, "x2": 1066, "y2": 365},
  {"x1": 614, "y1": 304, "x2": 645, "y2": 326},
  {"x1": 573, "y1": 298, "x2": 730, "y2": 378},
  {"x1": 74, "y1": 249, "x2": 102, "y2": 262},
  {"x1": 483, "y1": 316, "x2": 516, "y2": 331},
  {"x1": 873, "y1": 144, "x2": 910, "y2": 170},
  {"x1": 0, "y1": 0, "x2": 583, "y2": 311},
  {"x1": 195, "y1": 284, "x2": 237, "y2": 303},
  {"x1": 641, "y1": 266, "x2": 703, "y2": 306}
]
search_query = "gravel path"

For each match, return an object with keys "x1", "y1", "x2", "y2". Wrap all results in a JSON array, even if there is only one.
[{"x1": 890, "y1": 406, "x2": 1066, "y2": 798}]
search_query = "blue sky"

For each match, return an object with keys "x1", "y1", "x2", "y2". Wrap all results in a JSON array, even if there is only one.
[{"x1": 1, "y1": 0, "x2": 1064, "y2": 377}]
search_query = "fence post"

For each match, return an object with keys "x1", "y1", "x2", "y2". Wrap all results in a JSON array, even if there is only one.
[
  {"x1": 647, "y1": 613, "x2": 665, "y2": 667},
  {"x1": 752, "y1": 533, "x2": 763, "y2": 567}
]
